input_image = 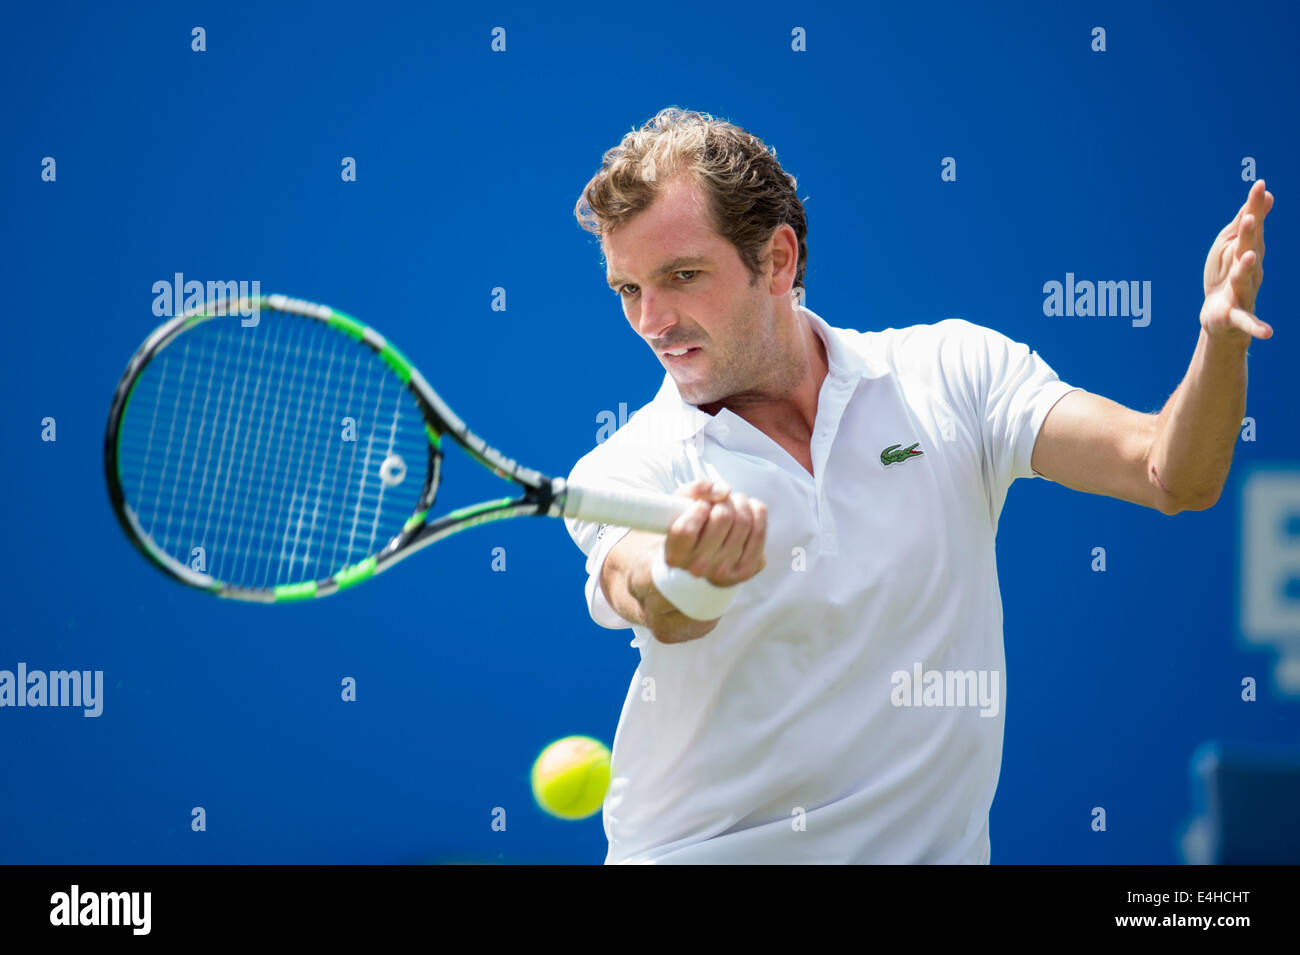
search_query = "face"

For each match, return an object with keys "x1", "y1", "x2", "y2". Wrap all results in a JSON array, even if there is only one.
[{"x1": 603, "y1": 176, "x2": 786, "y2": 407}]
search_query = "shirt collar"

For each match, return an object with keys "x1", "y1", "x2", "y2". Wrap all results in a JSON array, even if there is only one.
[{"x1": 650, "y1": 303, "x2": 888, "y2": 442}]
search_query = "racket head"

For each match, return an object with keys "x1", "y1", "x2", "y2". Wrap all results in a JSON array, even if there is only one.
[{"x1": 104, "y1": 294, "x2": 456, "y2": 602}]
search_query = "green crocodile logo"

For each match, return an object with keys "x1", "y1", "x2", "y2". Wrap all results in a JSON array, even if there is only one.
[{"x1": 880, "y1": 442, "x2": 924, "y2": 466}]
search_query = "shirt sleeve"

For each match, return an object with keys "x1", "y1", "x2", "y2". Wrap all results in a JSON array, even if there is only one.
[
  {"x1": 563, "y1": 440, "x2": 678, "y2": 631},
  {"x1": 949, "y1": 320, "x2": 1082, "y2": 503}
]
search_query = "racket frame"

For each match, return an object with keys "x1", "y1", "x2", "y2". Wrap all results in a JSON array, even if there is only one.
[{"x1": 105, "y1": 294, "x2": 567, "y2": 603}]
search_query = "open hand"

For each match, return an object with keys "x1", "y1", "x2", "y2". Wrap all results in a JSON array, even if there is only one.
[{"x1": 1201, "y1": 179, "x2": 1273, "y2": 343}]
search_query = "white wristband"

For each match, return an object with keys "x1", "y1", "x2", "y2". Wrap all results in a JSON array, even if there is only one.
[{"x1": 649, "y1": 546, "x2": 742, "y2": 621}]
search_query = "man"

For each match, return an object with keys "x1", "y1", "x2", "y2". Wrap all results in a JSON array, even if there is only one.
[{"x1": 563, "y1": 107, "x2": 1272, "y2": 864}]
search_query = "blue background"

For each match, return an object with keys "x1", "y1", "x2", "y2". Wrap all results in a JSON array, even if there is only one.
[{"x1": 2, "y1": 0, "x2": 1296, "y2": 864}]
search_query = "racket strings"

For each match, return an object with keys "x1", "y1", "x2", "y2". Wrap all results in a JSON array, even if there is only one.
[{"x1": 116, "y1": 310, "x2": 429, "y2": 589}]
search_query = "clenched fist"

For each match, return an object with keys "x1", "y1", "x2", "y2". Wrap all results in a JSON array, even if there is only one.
[{"x1": 663, "y1": 479, "x2": 768, "y2": 586}]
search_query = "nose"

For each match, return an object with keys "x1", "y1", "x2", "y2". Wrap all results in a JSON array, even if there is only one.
[{"x1": 634, "y1": 287, "x2": 677, "y2": 341}]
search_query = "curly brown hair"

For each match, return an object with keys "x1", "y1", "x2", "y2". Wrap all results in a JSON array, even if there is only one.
[{"x1": 574, "y1": 107, "x2": 808, "y2": 296}]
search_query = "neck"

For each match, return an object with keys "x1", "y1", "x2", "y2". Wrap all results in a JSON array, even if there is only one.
[{"x1": 701, "y1": 303, "x2": 828, "y2": 439}]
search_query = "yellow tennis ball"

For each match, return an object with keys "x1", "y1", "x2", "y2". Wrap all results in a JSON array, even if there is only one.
[{"x1": 530, "y1": 735, "x2": 611, "y2": 820}]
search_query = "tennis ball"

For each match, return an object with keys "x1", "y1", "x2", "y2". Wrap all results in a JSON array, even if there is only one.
[{"x1": 530, "y1": 735, "x2": 611, "y2": 820}]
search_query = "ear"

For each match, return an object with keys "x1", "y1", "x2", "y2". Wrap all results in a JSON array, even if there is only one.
[{"x1": 763, "y1": 224, "x2": 799, "y2": 296}]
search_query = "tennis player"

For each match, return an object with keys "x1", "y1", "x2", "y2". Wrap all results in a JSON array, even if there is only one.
[{"x1": 563, "y1": 107, "x2": 1272, "y2": 864}]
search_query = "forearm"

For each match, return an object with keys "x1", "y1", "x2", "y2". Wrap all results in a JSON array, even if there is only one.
[
  {"x1": 1147, "y1": 327, "x2": 1250, "y2": 509},
  {"x1": 601, "y1": 531, "x2": 719, "y2": 644}
]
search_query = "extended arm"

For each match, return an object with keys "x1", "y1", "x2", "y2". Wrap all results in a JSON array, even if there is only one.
[
  {"x1": 1031, "y1": 181, "x2": 1273, "y2": 514},
  {"x1": 1145, "y1": 330, "x2": 1249, "y2": 510}
]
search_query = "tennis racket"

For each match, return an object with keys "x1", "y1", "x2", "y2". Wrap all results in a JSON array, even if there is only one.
[{"x1": 104, "y1": 293, "x2": 691, "y2": 603}]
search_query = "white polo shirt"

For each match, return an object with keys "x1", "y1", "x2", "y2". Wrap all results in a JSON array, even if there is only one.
[{"x1": 563, "y1": 304, "x2": 1080, "y2": 864}]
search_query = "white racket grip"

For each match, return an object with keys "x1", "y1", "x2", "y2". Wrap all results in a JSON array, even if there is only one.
[{"x1": 560, "y1": 479, "x2": 693, "y2": 533}]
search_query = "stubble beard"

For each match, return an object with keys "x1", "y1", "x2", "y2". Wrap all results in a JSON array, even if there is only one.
[{"x1": 686, "y1": 291, "x2": 803, "y2": 412}]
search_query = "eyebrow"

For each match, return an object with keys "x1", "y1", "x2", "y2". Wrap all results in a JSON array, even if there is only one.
[{"x1": 606, "y1": 256, "x2": 711, "y2": 289}]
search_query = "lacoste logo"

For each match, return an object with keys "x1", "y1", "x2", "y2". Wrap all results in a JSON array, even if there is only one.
[{"x1": 880, "y1": 442, "x2": 924, "y2": 466}]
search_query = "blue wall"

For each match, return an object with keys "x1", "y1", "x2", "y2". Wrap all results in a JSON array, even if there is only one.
[{"x1": 1, "y1": 0, "x2": 1296, "y2": 863}]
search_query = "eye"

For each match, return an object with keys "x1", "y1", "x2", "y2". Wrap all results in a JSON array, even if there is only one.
[{"x1": 614, "y1": 271, "x2": 698, "y2": 298}]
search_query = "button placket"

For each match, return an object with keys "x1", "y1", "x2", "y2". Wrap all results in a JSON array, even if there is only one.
[{"x1": 811, "y1": 377, "x2": 853, "y2": 529}]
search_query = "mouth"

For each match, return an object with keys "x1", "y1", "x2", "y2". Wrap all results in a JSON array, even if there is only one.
[{"x1": 660, "y1": 346, "x2": 701, "y2": 364}]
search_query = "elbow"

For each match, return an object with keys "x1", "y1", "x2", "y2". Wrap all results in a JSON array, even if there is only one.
[
  {"x1": 1186, "y1": 488, "x2": 1224, "y2": 513},
  {"x1": 650, "y1": 614, "x2": 719, "y2": 644},
  {"x1": 1160, "y1": 486, "x2": 1222, "y2": 516},
  {"x1": 1149, "y1": 460, "x2": 1222, "y2": 515}
]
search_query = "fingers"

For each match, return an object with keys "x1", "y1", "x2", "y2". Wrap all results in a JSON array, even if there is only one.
[
  {"x1": 701, "y1": 492, "x2": 753, "y2": 581},
  {"x1": 673, "y1": 477, "x2": 726, "y2": 501},
  {"x1": 663, "y1": 479, "x2": 730, "y2": 561},
  {"x1": 664, "y1": 497, "x2": 712, "y2": 567},
  {"x1": 1230, "y1": 227, "x2": 1263, "y2": 303},
  {"x1": 1229, "y1": 306, "x2": 1272, "y2": 340},
  {"x1": 1245, "y1": 178, "x2": 1267, "y2": 218},
  {"x1": 689, "y1": 499, "x2": 737, "y2": 576},
  {"x1": 1233, "y1": 227, "x2": 1256, "y2": 271},
  {"x1": 673, "y1": 478, "x2": 709, "y2": 497},
  {"x1": 731, "y1": 497, "x2": 768, "y2": 581},
  {"x1": 1221, "y1": 180, "x2": 1270, "y2": 245},
  {"x1": 1205, "y1": 183, "x2": 1272, "y2": 336},
  {"x1": 1240, "y1": 213, "x2": 1264, "y2": 262},
  {"x1": 663, "y1": 482, "x2": 768, "y2": 586},
  {"x1": 1245, "y1": 181, "x2": 1269, "y2": 254}
]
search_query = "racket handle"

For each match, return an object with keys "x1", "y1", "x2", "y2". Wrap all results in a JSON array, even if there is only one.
[{"x1": 559, "y1": 480, "x2": 694, "y2": 533}]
